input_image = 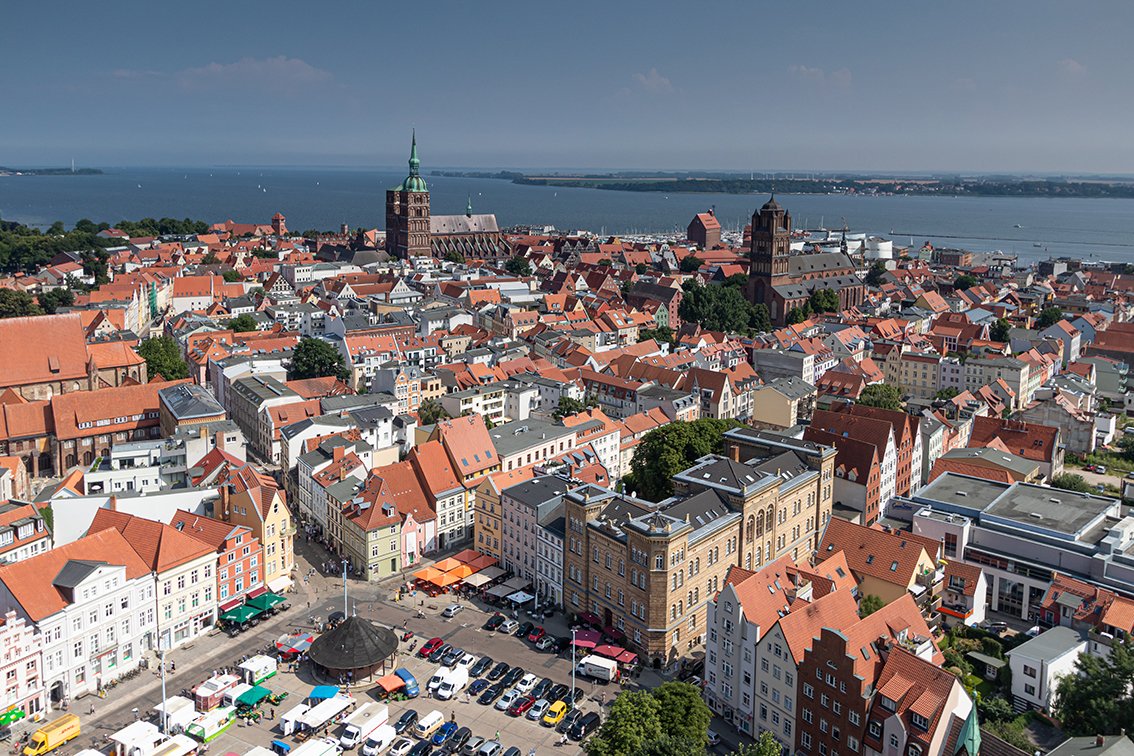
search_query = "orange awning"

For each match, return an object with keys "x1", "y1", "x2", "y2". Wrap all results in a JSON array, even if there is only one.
[
  {"x1": 451, "y1": 549, "x2": 480, "y2": 564},
  {"x1": 430, "y1": 573, "x2": 461, "y2": 587},
  {"x1": 433, "y1": 558, "x2": 462, "y2": 572},
  {"x1": 467, "y1": 554, "x2": 497, "y2": 571},
  {"x1": 376, "y1": 674, "x2": 404, "y2": 693},
  {"x1": 446, "y1": 565, "x2": 473, "y2": 579},
  {"x1": 413, "y1": 567, "x2": 442, "y2": 582}
]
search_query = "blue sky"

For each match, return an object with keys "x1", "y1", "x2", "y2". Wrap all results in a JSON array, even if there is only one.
[{"x1": 3, "y1": 0, "x2": 1131, "y2": 173}]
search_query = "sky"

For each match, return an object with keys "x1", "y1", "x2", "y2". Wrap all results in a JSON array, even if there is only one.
[{"x1": 3, "y1": 0, "x2": 1133, "y2": 173}]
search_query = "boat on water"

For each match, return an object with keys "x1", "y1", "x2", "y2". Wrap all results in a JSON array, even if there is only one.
[
  {"x1": 1014, "y1": 224, "x2": 1022, "y2": 228},
  {"x1": 1034, "y1": 243, "x2": 1043, "y2": 247}
]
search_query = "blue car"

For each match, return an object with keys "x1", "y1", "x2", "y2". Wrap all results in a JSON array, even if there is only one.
[
  {"x1": 468, "y1": 679, "x2": 490, "y2": 697},
  {"x1": 394, "y1": 668, "x2": 419, "y2": 698},
  {"x1": 432, "y1": 722, "x2": 457, "y2": 747}
]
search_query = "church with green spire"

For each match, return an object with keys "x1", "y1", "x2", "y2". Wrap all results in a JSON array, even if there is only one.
[{"x1": 384, "y1": 131, "x2": 509, "y2": 261}]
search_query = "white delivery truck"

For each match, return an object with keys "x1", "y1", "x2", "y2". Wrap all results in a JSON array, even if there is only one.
[
  {"x1": 279, "y1": 704, "x2": 311, "y2": 737},
  {"x1": 435, "y1": 668, "x2": 467, "y2": 701},
  {"x1": 339, "y1": 704, "x2": 388, "y2": 749},
  {"x1": 153, "y1": 697, "x2": 197, "y2": 735},
  {"x1": 360, "y1": 724, "x2": 397, "y2": 756},
  {"x1": 110, "y1": 722, "x2": 166, "y2": 756},
  {"x1": 576, "y1": 655, "x2": 619, "y2": 682},
  {"x1": 288, "y1": 738, "x2": 342, "y2": 756},
  {"x1": 297, "y1": 695, "x2": 354, "y2": 733}
]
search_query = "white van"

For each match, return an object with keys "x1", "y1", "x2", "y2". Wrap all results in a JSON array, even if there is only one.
[
  {"x1": 413, "y1": 711, "x2": 444, "y2": 740},
  {"x1": 360, "y1": 725, "x2": 397, "y2": 756},
  {"x1": 436, "y1": 668, "x2": 468, "y2": 701},
  {"x1": 427, "y1": 667, "x2": 449, "y2": 693}
]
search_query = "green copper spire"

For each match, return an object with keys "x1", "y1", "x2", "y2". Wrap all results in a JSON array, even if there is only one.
[
  {"x1": 392, "y1": 129, "x2": 428, "y2": 192},
  {"x1": 954, "y1": 708, "x2": 981, "y2": 756},
  {"x1": 466, "y1": 194, "x2": 472, "y2": 217}
]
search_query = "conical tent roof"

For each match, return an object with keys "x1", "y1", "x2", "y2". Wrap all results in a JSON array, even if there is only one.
[{"x1": 308, "y1": 616, "x2": 398, "y2": 671}]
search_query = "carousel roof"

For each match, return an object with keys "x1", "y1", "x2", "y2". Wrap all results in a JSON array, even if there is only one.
[{"x1": 308, "y1": 616, "x2": 398, "y2": 670}]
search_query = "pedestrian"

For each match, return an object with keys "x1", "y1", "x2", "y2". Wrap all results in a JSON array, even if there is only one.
[
  {"x1": 171, "y1": 662, "x2": 176, "y2": 673},
  {"x1": 89, "y1": 703, "x2": 95, "y2": 715},
  {"x1": 271, "y1": 708, "x2": 275, "y2": 720},
  {"x1": 133, "y1": 708, "x2": 139, "y2": 721},
  {"x1": 495, "y1": 732, "x2": 500, "y2": 742},
  {"x1": 450, "y1": 711, "x2": 455, "y2": 723},
  {"x1": 601, "y1": 691, "x2": 606, "y2": 705}
]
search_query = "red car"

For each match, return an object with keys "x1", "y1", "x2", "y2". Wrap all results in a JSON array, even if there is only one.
[
  {"x1": 418, "y1": 637, "x2": 444, "y2": 658},
  {"x1": 528, "y1": 627, "x2": 546, "y2": 643},
  {"x1": 508, "y1": 695, "x2": 535, "y2": 717}
]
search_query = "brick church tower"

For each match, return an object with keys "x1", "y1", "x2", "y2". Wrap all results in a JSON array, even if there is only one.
[
  {"x1": 385, "y1": 131, "x2": 431, "y2": 260},
  {"x1": 748, "y1": 195, "x2": 793, "y2": 307}
]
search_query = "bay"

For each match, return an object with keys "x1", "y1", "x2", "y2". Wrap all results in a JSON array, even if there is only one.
[{"x1": 3, "y1": 167, "x2": 1134, "y2": 266}]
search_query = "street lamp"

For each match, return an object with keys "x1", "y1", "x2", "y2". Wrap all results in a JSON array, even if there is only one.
[{"x1": 571, "y1": 627, "x2": 576, "y2": 706}]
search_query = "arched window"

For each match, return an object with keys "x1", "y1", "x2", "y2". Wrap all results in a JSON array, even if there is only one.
[
  {"x1": 746, "y1": 516, "x2": 755, "y2": 543},
  {"x1": 694, "y1": 557, "x2": 700, "y2": 573},
  {"x1": 655, "y1": 554, "x2": 663, "y2": 570},
  {"x1": 756, "y1": 510, "x2": 765, "y2": 537},
  {"x1": 687, "y1": 591, "x2": 693, "y2": 606}
]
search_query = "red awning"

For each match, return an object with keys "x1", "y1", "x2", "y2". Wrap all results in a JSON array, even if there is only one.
[
  {"x1": 594, "y1": 644, "x2": 624, "y2": 658},
  {"x1": 578, "y1": 612, "x2": 601, "y2": 626},
  {"x1": 616, "y1": 651, "x2": 638, "y2": 664},
  {"x1": 247, "y1": 586, "x2": 268, "y2": 600},
  {"x1": 376, "y1": 674, "x2": 405, "y2": 693},
  {"x1": 603, "y1": 626, "x2": 625, "y2": 640},
  {"x1": 219, "y1": 598, "x2": 244, "y2": 612},
  {"x1": 572, "y1": 638, "x2": 597, "y2": 649}
]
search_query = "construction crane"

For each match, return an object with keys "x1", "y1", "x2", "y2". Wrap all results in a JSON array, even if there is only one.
[{"x1": 842, "y1": 217, "x2": 864, "y2": 274}]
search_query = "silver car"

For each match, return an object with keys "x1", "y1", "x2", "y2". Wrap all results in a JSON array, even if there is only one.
[{"x1": 442, "y1": 604, "x2": 464, "y2": 618}]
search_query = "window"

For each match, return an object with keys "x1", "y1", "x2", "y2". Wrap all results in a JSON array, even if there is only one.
[
  {"x1": 1024, "y1": 683, "x2": 1036, "y2": 696},
  {"x1": 848, "y1": 737, "x2": 859, "y2": 753},
  {"x1": 869, "y1": 721, "x2": 882, "y2": 739},
  {"x1": 849, "y1": 711, "x2": 860, "y2": 727},
  {"x1": 802, "y1": 733, "x2": 812, "y2": 751},
  {"x1": 889, "y1": 735, "x2": 900, "y2": 749},
  {"x1": 911, "y1": 713, "x2": 928, "y2": 731},
  {"x1": 804, "y1": 683, "x2": 814, "y2": 699},
  {"x1": 803, "y1": 708, "x2": 813, "y2": 723},
  {"x1": 760, "y1": 704, "x2": 767, "y2": 721},
  {"x1": 821, "y1": 694, "x2": 829, "y2": 708},
  {"x1": 1023, "y1": 665, "x2": 1037, "y2": 678}
]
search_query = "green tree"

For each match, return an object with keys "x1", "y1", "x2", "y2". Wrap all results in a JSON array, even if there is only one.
[
  {"x1": 553, "y1": 396, "x2": 595, "y2": 421},
  {"x1": 1051, "y1": 472, "x2": 1091, "y2": 493},
  {"x1": 858, "y1": 384, "x2": 902, "y2": 410},
  {"x1": 860, "y1": 594, "x2": 884, "y2": 617},
  {"x1": 723, "y1": 273, "x2": 749, "y2": 289},
  {"x1": 628, "y1": 735, "x2": 704, "y2": 756},
  {"x1": 222, "y1": 270, "x2": 243, "y2": 283},
  {"x1": 636, "y1": 263, "x2": 648, "y2": 275},
  {"x1": 679, "y1": 255, "x2": 704, "y2": 273},
  {"x1": 290, "y1": 337, "x2": 350, "y2": 382},
  {"x1": 444, "y1": 250, "x2": 465, "y2": 265},
  {"x1": 630, "y1": 418, "x2": 741, "y2": 501},
  {"x1": 1054, "y1": 632, "x2": 1134, "y2": 735},
  {"x1": 679, "y1": 281, "x2": 763, "y2": 335},
  {"x1": 201, "y1": 250, "x2": 220, "y2": 265},
  {"x1": 0, "y1": 289, "x2": 43, "y2": 318},
  {"x1": 81, "y1": 248, "x2": 111, "y2": 285},
  {"x1": 990, "y1": 317, "x2": 1011, "y2": 343},
  {"x1": 38, "y1": 287, "x2": 74, "y2": 315},
  {"x1": 137, "y1": 336, "x2": 189, "y2": 380},
  {"x1": 809, "y1": 288, "x2": 840, "y2": 313},
  {"x1": 586, "y1": 690, "x2": 661, "y2": 756},
  {"x1": 730, "y1": 731, "x2": 783, "y2": 756},
  {"x1": 1037, "y1": 306, "x2": 1064, "y2": 330},
  {"x1": 639, "y1": 326, "x2": 676, "y2": 349},
  {"x1": 418, "y1": 398, "x2": 450, "y2": 426},
  {"x1": 651, "y1": 682, "x2": 711, "y2": 748},
  {"x1": 750, "y1": 303, "x2": 771, "y2": 333},
  {"x1": 977, "y1": 696, "x2": 1016, "y2": 723},
  {"x1": 954, "y1": 274, "x2": 978, "y2": 290},
  {"x1": 598, "y1": 258, "x2": 614, "y2": 266},
  {"x1": 229, "y1": 314, "x2": 259, "y2": 333},
  {"x1": 504, "y1": 255, "x2": 532, "y2": 277},
  {"x1": 864, "y1": 260, "x2": 888, "y2": 287},
  {"x1": 785, "y1": 307, "x2": 806, "y2": 325},
  {"x1": 933, "y1": 387, "x2": 960, "y2": 400}
]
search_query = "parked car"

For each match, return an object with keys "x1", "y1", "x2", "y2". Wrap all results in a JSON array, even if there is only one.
[
  {"x1": 432, "y1": 723, "x2": 458, "y2": 747},
  {"x1": 442, "y1": 604, "x2": 464, "y2": 618},
  {"x1": 498, "y1": 619, "x2": 519, "y2": 635},
  {"x1": 407, "y1": 742, "x2": 433, "y2": 756},
  {"x1": 486, "y1": 662, "x2": 510, "y2": 681},
  {"x1": 514, "y1": 673, "x2": 537, "y2": 695},
  {"x1": 543, "y1": 700, "x2": 568, "y2": 726},
  {"x1": 461, "y1": 737, "x2": 485, "y2": 756},
  {"x1": 558, "y1": 709, "x2": 583, "y2": 734},
  {"x1": 502, "y1": 749, "x2": 521, "y2": 756},
  {"x1": 1086, "y1": 464, "x2": 1097, "y2": 471},
  {"x1": 455, "y1": 654, "x2": 476, "y2": 670},
  {"x1": 390, "y1": 739, "x2": 414, "y2": 756},
  {"x1": 428, "y1": 643, "x2": 452, "y2": 663},
  {"x1": 570, "y1": 712, "x2": 602, "y2": 740},
  {"x1": 508, "y1": 696, "x2": 535, "y2": 717},
  {"x1": 418, "y1": 638, "x2": 444, "y2": 658},
  {"x1": 449, "y1": 728, "x2": 472, "y2": 754},
  {"x1": 527, "y1": 699, "x2": 550, "y2": 721},
  {"x1": 528, "y1": 627, "x2": 545, "y2": 643},
  {"x1": 476, "y1": 743, "x2": 502, "y2": 756},
  {"x1": 468, "y1": 680, "x2": 489, "y2": 697},
  {"x1": 394, "y1": 710, "x2": 419, "y2": 735},
  {"x1": 549, "y1": 637, "x2": 571, "y2": 654},
  {"x1": 1098, "y1": 466, "x2": 1108, "y2": 474},
  {"x1": 470, "y1": 657, "x2": 494, "y2": 677},
  {"x1": 485, "y1": 614, "x2": 505, "y2": 631},
  {"x1": 548, "y1": 684, "x2": 570, "y2": 703},
  {"x1": 495, "y1": 689, "x2": 520, "y2": 711},
  {"x1": 516, "y1": 621, "x2": 534, "y2": 638},
  {"x1": 531, "y1": 678, "x2": 553, "y2": 699},
  {"x1": 441, "y1": 647, "x2": 465, "y2": 667},
  {"x1": 707, "y1": 730, "x2": 721, "y2": 746},
  {"x1": 570, "y1": 688, "x2": 586, "y2": 705},
  {"x1": 502, "y1": 667, "x2": 525, "y2": 687},
  {"x1": 534, "y1": 636, "x2": 555, "y2": 651},
  {"x1": 477, "y1": 683, "x2": 504, "y2": 706}
]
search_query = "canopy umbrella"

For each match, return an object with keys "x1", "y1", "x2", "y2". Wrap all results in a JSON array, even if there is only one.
[
  {"x1": 603, "y1": 626, "x2": 625, "y2": 640},
  {"x1": 246, "y1": 593, "x2": 286, "y2": 613},
  {"x1": 413, "y1": 567, "x2": 443, "y2": 582},
  {"x1": 236, "y1": 686, "x2": 271, "y2": 708},
  {"x1": 467, "y1": 554, "x2": 498, "y2": 571},
  {"x1": 433, "y1": 557, "x2": 463, "y2": 572},
  {"x1": 594, "y1": 644, "x2": 624, "y2": 658},
  {"x1": 446, "y1": 564, "x2": 474, "y2": 579},
  {"x1": 451, "y1": 549, "x2": 480, "y2": 563},
  {"x1": 478, "y1": 565, "x2": 506, "y2": 582},
  {"x1": 572, "y1": 637, "x2": 597, "y2": 649},
  {"x1": 507, "y1": 590, "x2": 535, "y2": 604},
  {"x1": 615, "y1": 650, "x2": 639, "y2": 664},
  {"x1": 0, "y1": 709, "x2": 25, "y2": 728},
  {"x1": 430, "y1": 572, "x2": 461, "y2": 587},
  {"x1": 276, "y1": 633, "x2": 314, "y2": 655},
  {"x1": 577, "y1": 612, "x2": 601, "y2": 626},
  {"x1": 502, "y1": 577, "x2": 529, "y2": 590},
  {"x1": 375, "y1": 674, "x2": 405, "y2": 693},
  {"x1": 220, "y1": 605, "x2": 262, "y2": 624},
  {"x1": 486, "y1": 585, "x2": 513, "y2": 598},
  {"x1": 463, "y1": 573, "x2": 492, "y2": 588},
  {"x1": 308, "y1": 685, "x2": 339, "y2": 701}
]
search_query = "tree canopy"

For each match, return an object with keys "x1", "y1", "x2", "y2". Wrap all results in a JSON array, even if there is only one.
[
  {"x1": 290, "y1": 337, "x2": 351, "y2": 382},
  {"x1": 678, "y1": 255, "x2": 704, "y2": 273},
  {"x1": 137, "y1": 336, "x2": 189, "y2": 380},
  {"x1": 444, "y1": 250, "x2": 465, "y2": 265},
  {"x1": 418, "y1": 398, "x2": 450, "y2": 426},
  {"x1": 639, "y1": 326, "x2": 676, "y2": 350},
  {"x1": 864, "y1": 260, "x2": 888, "y2": 287},
  {"x1": 1051, "y1": 472, "x2": 1091, "y2": 493},
  {"x1": 552, "y1": 395, "x2": 596, "y2": 421},
  {"x1": 809, "y1": 288, "x2": 839, "y2": 313},
  {"x1": 228, "y1": 314, "x2": 259, "y2": 333},
  {"x1": 1037, "y1": 306, "x2": 1064, "y2": 330},
  {"x1": 679, "y1": 280, "x2": 769, "y2": 335},
  {"x1": 954, "y1": 274, "x2": 978, "y2": 290},
  {"x1": 860, "y1": 594, "x2": 885, "y2": 617},
  {"x1": 0, "y1": 289, "x2": 43, "y2": 318},
  {"x1": 730, "y1": 732, "x2": 783, "y2": 756},
  {"x1": 587, "y1": 691, "x2": 661, "y2": 756},
  {"x1": 38, "y1": 287, "x2": 74, "y2": 315},
  {"x1": 858, "y1": 384, "x2": 902, "y2": 410},
  {"x1": 222, "y1": 270, "x2": 243, "y2": 283},
  {"x1": 586, "y1": 683, "x2": 712, "y2": 756},
  {"x1": 1055, "y1": 632, "x2": 1134, "y2": 735},
  {"x1": 990, "y1": 317, "x2": 1011, "y2": 343},
  {"x1": 933, "y1": 387, "x2": 960, "y2": 400},
  {"x1": 504, "y1": 255, "x2": 532, "y2": 277},
  {"x1": 630, "y1": 418, "x2": 741, "y2": 501}
]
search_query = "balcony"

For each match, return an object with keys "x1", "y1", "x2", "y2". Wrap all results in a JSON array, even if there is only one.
[{"x1": 280, "y1": 523, "x2": 298, "y2": 537}]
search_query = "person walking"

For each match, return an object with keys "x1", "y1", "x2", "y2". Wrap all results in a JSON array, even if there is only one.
[{"x1": 89, "y1": 703, "x2": 95, "y2": 716}]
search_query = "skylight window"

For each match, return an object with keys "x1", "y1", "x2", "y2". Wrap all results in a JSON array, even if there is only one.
[
  {"x1": 866, "y1": 555, "x2": 874, "y2": 564},
  {"x1": 890, "y1": 561, "x2": 899, "y2": 572}
]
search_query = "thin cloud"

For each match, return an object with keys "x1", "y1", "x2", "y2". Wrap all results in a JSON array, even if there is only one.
[
  {"x1": 632, "y1": 68, "x2": 674, "y2": 94},
  {"x1": 1056, "y1": 58, "x2": 1087, "y2": 83},
  {"x1": 176, "y1": 55, "x2": 333, "y2": 94},
  {"x1": 111, "y1": 69, "x2": 162, "y2": 79},
  {"x1": 788, "y1": 64, "x2": 852, "y2": 95}
]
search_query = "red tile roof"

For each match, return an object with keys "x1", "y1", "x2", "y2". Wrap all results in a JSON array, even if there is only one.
[{"x1": 89, "y1": 509, "x2": 215, "y2": 573}]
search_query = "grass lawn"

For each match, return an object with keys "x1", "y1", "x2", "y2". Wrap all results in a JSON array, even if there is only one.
[{"x1": 964, "y1": 674, "x2": 995, "y2": 697}]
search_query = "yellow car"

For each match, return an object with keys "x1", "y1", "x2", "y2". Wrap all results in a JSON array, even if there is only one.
[{"x1": 543, "y1": 700, "x2": 568, "y2": 727}]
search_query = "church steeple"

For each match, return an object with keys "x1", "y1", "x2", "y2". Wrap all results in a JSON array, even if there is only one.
[
  {"x1": 392, "y1": 130, "x2": 428, "y2": 193},
  {"x1": 466, "y1": 194, "x2": 472, "y2": 218},
  {"x1": 408, "y1": 130, "x2": 420, "y2": 176}
]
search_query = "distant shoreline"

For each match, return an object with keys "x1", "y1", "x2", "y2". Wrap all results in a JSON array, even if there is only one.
[
  {"x1": 0, "y1": 167, "x2": 104, "y2": 176},
  {"x1": 510, "y1": 175, "x2": 1134, "y2": 199}
]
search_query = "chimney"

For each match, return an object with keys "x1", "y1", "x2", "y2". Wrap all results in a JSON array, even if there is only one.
[
  {"x1": 200, "y1": 426, "x2": 207, "y2": 440},
  {"x1": 215, "y1": 431, "x2": 226, "y2": 451},
  {"x1": 1097, "y1": 736, "x2": 1105, "y2": 747},
  {"x1": 339, "y1": 466, "x2": 347, "y2": 482},
  {"x1": 333, "y1": 446, "x2": 346, "y2": 463}
]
